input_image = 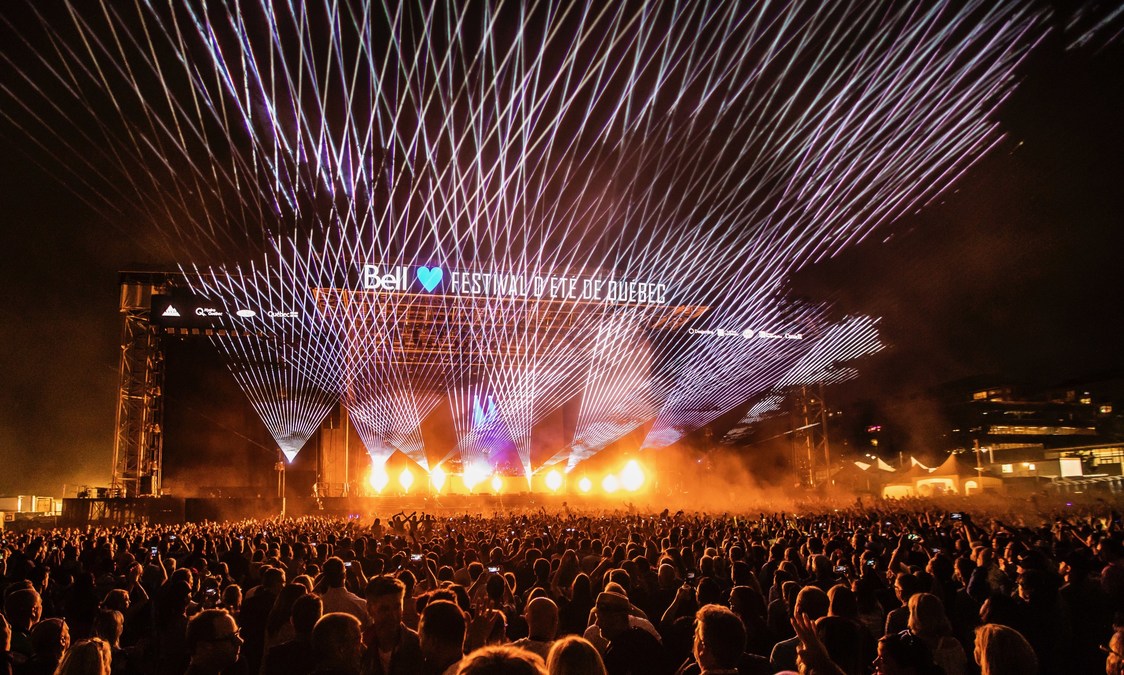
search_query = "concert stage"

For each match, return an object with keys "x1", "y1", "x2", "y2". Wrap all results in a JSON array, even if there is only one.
[{"x1": 60, "y1": 493, "x2": 619, "y2": 527}]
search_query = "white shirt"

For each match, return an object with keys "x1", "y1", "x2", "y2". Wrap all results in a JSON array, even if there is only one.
[{"x1": 320, "y1": 585, "x2": 366, "y2": 621}]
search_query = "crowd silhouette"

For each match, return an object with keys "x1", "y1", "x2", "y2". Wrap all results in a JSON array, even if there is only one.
[{"x1": 1, "y1": 497, "x2": 1122, "y2": 674}]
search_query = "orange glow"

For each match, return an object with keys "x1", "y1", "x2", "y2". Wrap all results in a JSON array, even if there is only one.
[{"x1": 545, "y1": 469, "x2": 563, "y2": 492}]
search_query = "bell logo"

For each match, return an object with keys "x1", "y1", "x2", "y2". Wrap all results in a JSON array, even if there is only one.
[
  {"x1": 362, "y1": 264, "x2": 410, "y2": 291},
  {"x1": 162, "y1": 305, "x2": 181, "y2": 317}
]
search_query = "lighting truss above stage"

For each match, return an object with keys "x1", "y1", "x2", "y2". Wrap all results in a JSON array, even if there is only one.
[{"x1": 313, "y1": 287, "x2": 708, "y2": 371}]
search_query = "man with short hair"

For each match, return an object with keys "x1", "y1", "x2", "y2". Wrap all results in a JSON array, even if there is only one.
[
  {"x1": 769, "y1": 586, "x2": 829, "y2": 672},
  {"x1": 321, "y1": 558, "x2": 366, "y2": 621},
  {"x1": 361, "y1": 575, "x2": 423, "y2": 675},
  {"x1": 311, "y1": 613, "x2": 364, "y2": 675},
  {"x1": 884, "y1": 573, "x2": 920, "y2": 635},
  {"x1": 184, "y1": 609, "x2": 243, "y2": 675},
  {"x1": 3, "y1": 587, "x2": 41, "y2": 666},
  {"x1": 418, "y1": 600, "x2": 465, "y2": 675},
  {"x1": 511, "y1": 597, "x2": 558, "y2": 662},
  {"x1": 678, "y1": 604, "x2": 771, "y2": 675}
]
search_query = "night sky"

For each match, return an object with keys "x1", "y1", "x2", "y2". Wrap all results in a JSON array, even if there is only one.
[{"x1": 0, "y1": 4, "x2": 1122, "y2": 496}]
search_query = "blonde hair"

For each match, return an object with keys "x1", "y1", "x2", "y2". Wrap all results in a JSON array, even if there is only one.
[
  {"x1": 457, "y1": 645, "x2": 547, "y2": 675},
  {"x1": 974, "y1": 623, "x2": 1038, "y2": 675},
  {"x1": 546, "y1": 636, "x2": 607, "y2": 675},
  {"x1": 907, "y1": 593, "x2": 952, "y2": 638},
  {"x1": 55, "y1": 638, "x2": 112, "y2": 675}
]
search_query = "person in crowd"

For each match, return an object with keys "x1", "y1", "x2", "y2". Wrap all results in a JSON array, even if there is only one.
[
  {"x1": 455, "y1": 645, "x2": 546, "y2": 675},
  {"x1": 972, "y1": 623, "x2": 1037, "y2": 675},
  {"x1": 361, "y1": 576, "x2": 423, "y2": 675},
  {"x1": 770, "y1": 586, "x2": 829, "y2": 672},
  {"x1": 263, "y1": 584, "x2": 309, "y2": 655},
  {"x1": 318, "y1": 560, "x2": 365, "y2": 622},
  {"x1": 310, "y1": 613, "x2": 364, "y2": 675},
  {"x1": 140, "y1": 578, "x2": 191, "y2": 675},
  {"x1": 262, "y1": 593, "x2": 322, "y2": 675},
  {"x1": 4, "y1": 588, "x2": 41, "y2": 666},
  {"x1": 511, "y1": 598, "x2": 558, "y2": 662},
  {"x1": 220, "y1": 586, "x2": 242, "y2": 618},
  {"x1": 418, "y1": 600, "x2": 466, "y2": 675},
  {"x1": 907, "y1": 593, "x2": 967, "y2": 675},
  {"x1": 2, "y1": 612, "x2": 14, "y2": 675},
  {"x1": 23, "y1": 617, "x2": 70, "y2": 675},
  {"x1": 183, "y1": 609, "x2": 243, "y2": 675},
  {"x1": 241, "y1": 567, "x2": 286, "y2": 675},
  {"x1": 1059, "y1": 551, "x2": 1112, "y2": 674},
  {"x1": 884, "y1": 574, "x2": 920, "y2": 636},
  {"x1": 728, "y1": 585, "x2": 773, "y2": 658},
  {"x1": 810, "y1": 616, "x2": 864, "y2": 675},
  {"x1": 678, "y1": 604, "x2": 771, "y2": 675},
  {"x1": 544, "y1": 637, "x2": 605, "y2": 675},
  {"x1": 591, "y1": 591, "x2": 666, "y2": 675},
  {"x1": 90, "y1": 610, "x2": 128, "y2": 675},
  {"x1": 54, "y1": 638, "x2": 111, "y2": 675},
  {"x1": 557, "y1": 575, "x2": 593, "y2": 638},
  {"x1": 871, "y1": 631, "x2": 942, "y2": 675},
  {"x1": 1011, "y1": 568, "x2": 1066, "y2": 674},
  {"x1": 1105, "y1": 627, "x2": 1124, "y2": 675}
]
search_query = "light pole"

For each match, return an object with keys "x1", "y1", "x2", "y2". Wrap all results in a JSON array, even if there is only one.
[{"x1": 275, "y1": 450, "x2": 287, "y2": 518}]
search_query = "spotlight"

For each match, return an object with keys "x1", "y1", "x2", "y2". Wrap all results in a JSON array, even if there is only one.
[
  {"x1": 545, "y1": 470, "x2": 563, "y2": 492},
  {"x1": 578, "y1": 477, "x2": 592, "y2": 493},
  {"x1": 463, "y1": 463, "x2": 488, "y2": 491},
  {"x1": 491, "y1": 474, "x2": 503, "y2": 493},
  {"x1": 430, "y1": 466, "x2": 446, "y2": 492},
  {"x1": 620, "y1": 460, "x2": 644, "y2": 491},
  {"x1": 398, "y1": 468, "x2": 414, "y2": 492},
  {"x1": 602, "y1": 474, "x2": 620, "y2": 493},
  {"x1": 368, "y1": 465, "x2": 389, "y2": 493}
]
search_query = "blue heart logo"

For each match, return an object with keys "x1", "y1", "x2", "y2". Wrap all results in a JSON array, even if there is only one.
[{"x1": 416, "y1": 266, "x2": 443, "y2": 292}]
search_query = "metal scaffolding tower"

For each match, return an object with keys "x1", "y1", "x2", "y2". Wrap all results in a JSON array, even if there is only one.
[
  {"x1": 110, "y1": 272, "x2": 172, "y2": 497},
  {"x1": 790, "y1": 383, "x2": 832, "y2": 488}
]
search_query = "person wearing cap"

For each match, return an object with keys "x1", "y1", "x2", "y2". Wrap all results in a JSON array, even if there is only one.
[
  {"x1": 582, "y1": 587, "x2": 660, "y2": 656},
  {"x1": 592, "y1": 591, "x2": 668, "y2": 675}
]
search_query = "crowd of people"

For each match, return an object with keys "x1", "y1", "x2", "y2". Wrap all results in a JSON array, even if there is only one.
[{"x1": 1, "y1": 496, "x2": 1123, "y2": 675}]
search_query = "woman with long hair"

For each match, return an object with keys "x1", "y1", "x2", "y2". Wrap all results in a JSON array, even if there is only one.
[
  {"x1": 55, "y1": 638, "x2": 112, "y2": 675},
  {"x1": 973, "y1": 623, "x2": 1038, "y2": 675},
  {"x1": 546, "y1": 636, "x2": 606, "y2": 675},
  {"x1": 263, "y1": 583, "x2": 308, "y2": 652},
  {"x1": 908, "y1": 593, "x2": 968, "y2": 675},
  {"x1": 558, "y1": 574, "x2": 594, "y2": 636}
]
